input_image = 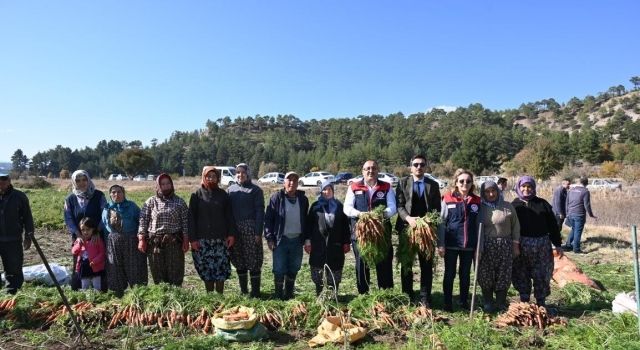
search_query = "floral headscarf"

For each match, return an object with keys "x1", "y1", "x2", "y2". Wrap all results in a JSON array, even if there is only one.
[
  {"x1": 201, "y1": 166, "x2": 219, "y2": 191},
  {"x1": 71, "y1": 170, "x2": 95, "y2": 199},
  {"x1": 156, "y1": 173, "x2": 175, "y2": 199},
  {"x1": 515, "y1": 175, "x2": 536, "y2": 201}
]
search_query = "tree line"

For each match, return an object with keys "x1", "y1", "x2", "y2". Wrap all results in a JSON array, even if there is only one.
[{"x1": 11, "y1": 79, "x2": 640, "y2": 181}]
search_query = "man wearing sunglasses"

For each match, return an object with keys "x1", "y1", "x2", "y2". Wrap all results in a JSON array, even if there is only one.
[
  {"x1": 344, "y1": 160, "x2": 397, "y2": 294},
  {"x1": 395, "y1": 155, "x2": 442, "y2": 307},
  {"x1": 0, "y1": 173, "x2": 34, "y2": 294}
]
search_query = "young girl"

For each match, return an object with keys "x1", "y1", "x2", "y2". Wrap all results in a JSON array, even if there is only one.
[{"x1": 72, "y1": 217, "x2": 106, "y2": 291}]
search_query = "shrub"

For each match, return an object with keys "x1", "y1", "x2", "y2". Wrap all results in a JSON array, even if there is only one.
[
  {"x1": 20, "y1": 177, "x2": 52, "y2": 189},
  {"x1": 599, "y1": 161, "x2": 623, "y2": 177},
  {"x1": 59, "y1": 169, "x2": 70, "y2": 179}
]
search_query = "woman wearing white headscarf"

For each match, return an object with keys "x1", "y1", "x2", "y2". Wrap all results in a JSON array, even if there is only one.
[
  {"x1": 227, "y1": 163, "x2": 264, "y2": 297},
  {"x1": 64, "y1": 170, "x2": 107, "y2": 290}
]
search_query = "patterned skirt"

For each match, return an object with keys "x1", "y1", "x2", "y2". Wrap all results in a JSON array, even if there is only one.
[
  {"x1": 478, "y1": 237, "x2": 513, "y2": 291},
  {"x1": 512, "y1": 236, "x2": 554, "y2": 299},
  {"x1": 229, "y1": 219, "x2": 264, "y2": 272},
  {"x1": 192, "y1": 238, "x2": 231, "y2": 282}
]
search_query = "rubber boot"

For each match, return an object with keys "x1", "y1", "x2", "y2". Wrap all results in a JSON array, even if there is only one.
[
  {"x1": 238, "y1": 272, "x2": 249, "y2": 295},
  {"x1": 495, "y1": 290, "x2": 508, "y2": 311},
  {"x1": 315, "y1": 283, "x2": 323, "y2": 296},
  {"x1": 284, "y1": 273, "x2": 297, "y2": 300},
  {"x1": 274, "y1": 275, "x2": 285, "y2": 300},
  {"x1": 249, "y1": 272, "x2": 261, "y2": 298},
  {"x1": 482, "y1": 288, "x2": 495, "y2": 313},
  {"x1": 536, "y1": 298, "x2": 546, "y2": 308}
]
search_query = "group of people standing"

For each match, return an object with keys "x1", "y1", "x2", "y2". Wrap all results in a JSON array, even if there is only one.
[{"x1": 0, "y1": 159, "x2": 597, "y2": 314}]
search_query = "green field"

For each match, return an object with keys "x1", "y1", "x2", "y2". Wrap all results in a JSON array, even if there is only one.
[{"x1": 0, "y1": 188, "x2": 638, "y2": 349}]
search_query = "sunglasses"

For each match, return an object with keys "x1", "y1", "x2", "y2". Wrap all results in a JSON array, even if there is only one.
[
  {"x1": 412, "y1": 163, "x2": 426, "y2": 168},
  {"x1": 458, "y1": 179, "x2": 473, "y2": 184}
]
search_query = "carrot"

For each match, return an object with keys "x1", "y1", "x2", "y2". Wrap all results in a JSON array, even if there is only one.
[{"x1": 203, "y1": 317, "x2": 211, "y2": 333}]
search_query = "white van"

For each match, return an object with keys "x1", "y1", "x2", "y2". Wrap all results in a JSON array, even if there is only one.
[{"x1": 214, "y1": 166, "x2": 237, "y2": 186}]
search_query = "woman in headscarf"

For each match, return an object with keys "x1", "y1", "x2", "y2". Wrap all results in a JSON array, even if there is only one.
[
  {"x1": 436, "y1": 168, "x2": 481, "y2": 312},
  {"x1": 511, "y1": 176, "x2": 564, "y2": 307},
  {"x1": 477, "y1": 181, "x2": 520, "y2": 312},
  {"x1": 102, "y1": 185, "x2": 147, "y2": 297},
  {"x1": 138, "y1": 173, "x2": 189, "y2": 286},
  {"x1": 64, "y1": 170, "x2": 107, "y2": 290},
  {"x1": 188, "y1": 166, "x2": 236, "y2": 293},
  {"x1": 304, "y1": 180, "x2": 351, "y2": 296},
  {"x1": 227, "y1": 163, "x2": 264, "y2": 297}
]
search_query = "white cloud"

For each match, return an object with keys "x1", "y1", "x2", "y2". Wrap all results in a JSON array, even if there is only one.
[{"x1": 427, "y1": 105, "x2": 458, "y2": 113}]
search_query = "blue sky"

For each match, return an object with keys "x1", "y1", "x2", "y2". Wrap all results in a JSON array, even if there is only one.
[{"x1": 1, "y1": 1, "x2": 638, "y2": 162}]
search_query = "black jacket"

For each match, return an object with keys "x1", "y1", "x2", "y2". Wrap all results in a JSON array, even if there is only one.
[
  {"x1": 0, "y1": 185, "x2": 34, "y2": 242},
  {"x1": 395, "y1": 176, "x2": 442, "y2": 233},
  {"x1": 511, "y1": 197, "x2": 562, "y2": 247},
  {"x1": 305, "y1": 200, "x2": 351, "y2": 270},
  {"x1": 188, "y1": 187, "x2": 237, "y2": 241}
]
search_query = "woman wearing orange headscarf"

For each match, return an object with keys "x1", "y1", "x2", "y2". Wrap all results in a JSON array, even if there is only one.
[{"x1": 188, "y1": 166, "x2": 237, "y2": 293}]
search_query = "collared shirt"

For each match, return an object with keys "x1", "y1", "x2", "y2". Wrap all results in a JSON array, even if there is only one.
[
  {"x1": 139, "y1": 195, "x2": 189, "y2": 236},
  {"x1": 344, "y1": 181, "x2": 397, "y2": 219}
]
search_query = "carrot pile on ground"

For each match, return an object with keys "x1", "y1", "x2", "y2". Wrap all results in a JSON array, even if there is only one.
[{"x1": 495, "y1": 302, "x2": 567, "y2": 329}]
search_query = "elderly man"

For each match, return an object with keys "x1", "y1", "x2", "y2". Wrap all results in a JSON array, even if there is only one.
[
  {"x1": 344, "y1": 160, "x2": 397, "y2": 294},
  {"x1": 395, "y1": 155, "x2": 441, "y2": 306},
  {"x1": 264, "y1": 171, "x2": 309, "y2": 300},
  {"x1": 0, "y1": 173, "x2": 34, "y2": 294}
]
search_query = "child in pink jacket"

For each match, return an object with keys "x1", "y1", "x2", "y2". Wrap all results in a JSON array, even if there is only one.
[{"x1": 72, "y1": 217, "x2": 106, "y2": 290}]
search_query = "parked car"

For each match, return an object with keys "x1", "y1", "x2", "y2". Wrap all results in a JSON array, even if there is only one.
[
  {"x1": 378, "y1": 172, "x2": 399, "y2": 186},
  {"x1": 147, "y1": 174, "x2": 156, "y2": 181},
  {"x1": 475, "y1": 175, "x2": 500, "y2": 188},
  {"x1": 258, "y1": 172, "x2": 285, "y2": 184},
  {"x1": 586, "y1": 179, "x2": 622, "y2": 191},
  {"x1": 214, "y1": 166, "x2": 237, "y2": 186},
  {"x1": 425, "y1": 173, "x2": 448, "y2": 189},
  {"x1": 298, "y1": 171, "x2": 335, "y2": 187},
  {"x1": 346, "y1": 173, "x2": 398, "y2": 186},
  {"x1": 108, "y1": 174, "x2": 128, "y2": 181},
  {"x1": 133, "y1": 174, "x2": 146, "y2": 181},
  {"x1": 332, "y1": 172, "x2": 354, "y2": 184},
  {"x1": 347, "y1": 175, "x2": 364, "y2": 185}
]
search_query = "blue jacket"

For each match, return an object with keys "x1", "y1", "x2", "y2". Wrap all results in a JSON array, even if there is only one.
[
  {"x1": 64, "y1": 191, "x2": 107, "y2": 239},
  {"x1": 438, "y1": 192, "x2": 481, "y2": 249},
  {"x1": 102, "y1": 199, "x2": 141, "y2": 236},
  {"x1": 264, "y1": 189, "x2": 309, "y2": 245}
]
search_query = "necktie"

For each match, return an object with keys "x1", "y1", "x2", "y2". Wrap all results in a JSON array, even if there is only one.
[{"x1": 414, "y1": 181, "x2": 423, "y2": 197}]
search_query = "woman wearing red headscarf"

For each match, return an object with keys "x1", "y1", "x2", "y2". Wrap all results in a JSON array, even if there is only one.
[
  {"x1": 138, "y1": 173, "x2": 189, "y2": 286},
  {"x1": 188, "y1": 166, "x2": 237, "y2": 293}
]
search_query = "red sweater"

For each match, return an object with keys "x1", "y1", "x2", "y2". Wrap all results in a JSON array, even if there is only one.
[{"x1": 71, "y1": 238, "x2": 106, "y2": 273}]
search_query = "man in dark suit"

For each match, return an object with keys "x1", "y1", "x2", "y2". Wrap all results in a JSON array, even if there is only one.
[{"x1": 395, "y1": 155, "x2": 442, "y2": 306}]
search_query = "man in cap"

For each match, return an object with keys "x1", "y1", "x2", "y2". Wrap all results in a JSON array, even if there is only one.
[
  {"x1": 264, "y1": 171, "x2": 309, "y2": 300},
  {"x1": 0, "y1": 173, "x2": 34, "y2": 294}
]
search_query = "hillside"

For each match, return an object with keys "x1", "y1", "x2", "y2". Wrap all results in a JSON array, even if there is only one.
[{"x1": 12, "y1": 84, "x2": 640, "y2": 181}]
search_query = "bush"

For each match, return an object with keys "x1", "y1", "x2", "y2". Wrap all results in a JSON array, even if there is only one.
[
  {"x1": 599, "y1": 161, "x2": 623, "y2": 177},
  {"x1": 59, "y1": 169, "x2": 70, "y2": 179},
  {"x1": 19, "y1": 177, "x2": 52, "y2": 189}
]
